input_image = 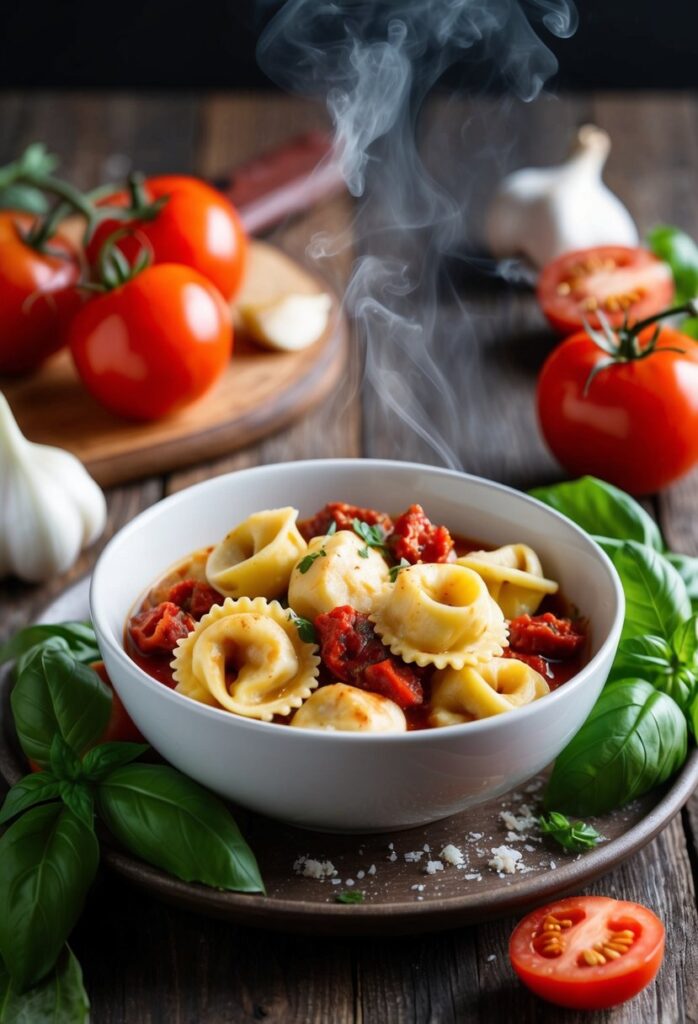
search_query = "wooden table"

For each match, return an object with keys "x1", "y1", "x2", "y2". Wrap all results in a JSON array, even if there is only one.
[{"x1": 1, "y1": 91, "x2": 697, "y2": 1024}]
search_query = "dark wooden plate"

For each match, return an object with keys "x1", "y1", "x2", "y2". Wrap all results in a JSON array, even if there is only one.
[{"x1": 2, "y1": 578, "x2": 697, "y2": 936}]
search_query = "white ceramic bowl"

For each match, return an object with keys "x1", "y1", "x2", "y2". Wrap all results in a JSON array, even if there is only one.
[{"x1": 91, "y1": 459, "x2": 624, "y2": 833}]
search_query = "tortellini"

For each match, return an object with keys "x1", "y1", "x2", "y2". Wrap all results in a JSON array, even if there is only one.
[
  {"x1": 287, "y1": 529, "x2": 389, "y2": 621},
  {"x1": 457, "y1": 543, "x2": 558, "y2": 618},
  {"x1": 429, "y1": 657, "x2": 550, "y2": 727},
  {"x1": 171, "y1": 596, "x2": 320, "y2": 721},
  {"x1": 370, "y1": 563, "x2": 507, "y2": 670},
  {"x1": 290, "y1": 683, "x2": 407, "y2": 733},
  {"x1": 205, "y1": 507, "x2": 307, "y2": 600}
]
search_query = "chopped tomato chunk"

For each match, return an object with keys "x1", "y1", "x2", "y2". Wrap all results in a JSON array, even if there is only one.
[
  {"x1": 314, "y1": 605, "x2": 423, "y2": 709},
  {"x1": 362, "y1": 659, "x2": 423, "y2": 708},
  {"x1": 128, "y1": 601, "x2": 195, "y2": 655},
  {"x1": 299, "y1": 502, "x2": 393, "y2": 542},
  {"x1": 509, "y1": 612, "x2": 586, "y2": 659},
  {"x1": 389, "y1": 504, "x2": 453, "y2": 563},
  {"x1": 167, "y1": 578, "x2": 222, "y2": 618}
]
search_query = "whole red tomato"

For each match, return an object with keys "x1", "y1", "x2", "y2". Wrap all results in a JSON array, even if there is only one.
[
  {"x1": 87, "y1": 176, "x2": 247, "y2": 302},
  {"x1": 537, "y1": 324, "x2": 698, "y2": 494},
  {"x1": 0, "y1": 212, "x2": 81, "y2": 374},
  {"x1": 69, "y1": 263, "x2": 233, "y2": 420}
]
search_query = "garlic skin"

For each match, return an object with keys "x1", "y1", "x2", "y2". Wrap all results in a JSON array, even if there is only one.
[
  {"x1": 0, "y1": 393, "x2": 107, "y2": 582},
  {"x1": 240, "y1": 293, "x2": 333, "y2": 352},
  {"x1": 485, "y1": 125, "x2": 639, "y2": 270}
]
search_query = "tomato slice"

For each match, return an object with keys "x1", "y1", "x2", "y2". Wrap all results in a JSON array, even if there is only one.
[
  {"x1": 537, "y1": 246, "x2": 674, "y2": 335},
  {"x1": 510, "y1": 896, "x2": 665, "y2": 1010}
]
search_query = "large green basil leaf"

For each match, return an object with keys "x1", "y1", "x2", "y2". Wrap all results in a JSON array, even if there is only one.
[
  {"x1": 10, "y1": 647, "x2": 112, "y2": 767},
  {"x1": 529, "y1": 476, "x2": 663, "y2": 550},
  {"x1": 609, "y1": 634, "x2": 674, "y2": 684},
  {"x1": 0, "y1": 774, "x2": 60, "y2": 825},
  {"x1": 544, "y1": 679, "x2": 687, "y2": 816},
  {"x1": 600, "y1": 541, "x2": 690, "y2": 641},
  {"x1": 97, "y1": 764, "x2": 264, "y2": 893},
  {"x1": 666, "y1": 553, "x2": 698, "y2": 612},
  {"x1": 0, "y1": 946, "x2": 89, "y2": 1024},
  {"x1": 0, "y1": 803, "x2": 99, "y2": 991},
  {"x1": 672, "y1": 615, "x2": 698, "y2": 665},
  {"x1": 0, "y1": 623, "x2": 100, "y2": 671}
]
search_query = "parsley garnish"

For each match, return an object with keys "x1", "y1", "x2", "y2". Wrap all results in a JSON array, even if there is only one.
[
  {"x1": 326, "y1": 521, "x2": 337, "y2": 536},
  {"x1": 352, "y1": 518, "x2": 390, "y2": 559},
  {"x1": 297, "y1": 549, "x2": 327, "y2": 574},
  {"x1": 288, "y1": 612, "x2": 317, "y2": 644},
  {"x1": 389, "y1": 558, "x2": 410, "y2": 582},
  {"x1": 335, "y1": 890, "x2": 365, "y2": 904},
  {"x1": 539, "y1": 812, "x2": 601, "y2": 852}
]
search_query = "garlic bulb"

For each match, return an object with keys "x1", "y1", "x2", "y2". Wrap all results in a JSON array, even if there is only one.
[
  {"x1": 240, "y1": 293, "x2": 332, "y2": 351},
  {"x1": 485, "y1": 124, "x2": 639, "y2": 269},
  {"x1": 0, "y1": 393, "x2": 106, "y2": 582}
]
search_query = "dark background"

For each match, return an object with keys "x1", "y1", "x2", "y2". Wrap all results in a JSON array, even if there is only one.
[{"x1": 0, "y1": 0, "x2": 696, "y2": 91}]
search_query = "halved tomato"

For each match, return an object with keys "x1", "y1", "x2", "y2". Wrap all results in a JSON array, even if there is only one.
[
  {"x1": 538, "y1": 246, "x2": 674, "y2": 335},
  {"x1": 509, "y1": 896, "x2": 665, "y2": 1010}
]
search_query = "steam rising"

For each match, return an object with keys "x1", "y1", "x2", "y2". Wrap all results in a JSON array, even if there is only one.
[{"x1": 258, "y1": 0, "x2": 577, "y2": 468}]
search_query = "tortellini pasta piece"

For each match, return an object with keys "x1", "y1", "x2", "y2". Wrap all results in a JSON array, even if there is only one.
[
  {"x1": 287, "y1": 529, "x2": 389, "y2": 621},
  {"x1": 206, "y1": 507, "x2": 307, "y2": 599},
  {"x1": 171, "y1": 596, "x2": 320, "y2": 721},
  {"x1": 290, "y1": 683, "x2": 406, "y2": 733},
  {"x1": 457, "y1": 543, "x2": 558, "y2": 618},
  {"x1": 429, "y1": 657, "x2": 550, "y2": 727},
  {"x1": 370, "y1": 563, "x2": 507, "y2": 670}
]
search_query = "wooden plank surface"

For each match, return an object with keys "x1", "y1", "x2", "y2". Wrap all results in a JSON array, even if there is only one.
[{"x1": 0, "y1": 90, "x2": 696, "y2": 1024}]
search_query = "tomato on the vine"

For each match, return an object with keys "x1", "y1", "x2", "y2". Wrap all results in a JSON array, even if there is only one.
[
  {"x1": 86, "y1": 175, "x2": 247, "y2": 302},
  {"x1": 509, "y1": 896, "x2": 665, "y2": 1010},
  {"x1": 0, "y1": 212, "x2": 81, "y2": 374},
  {"x1": 537, "y1": 317, "x2": 698, "y2": 495},
  {"x1": 69, "y1": 262, "x2": 233, "y2": 421},
  {"x1": 538, "y1": 246, "x2": 674, "y2": 335}
]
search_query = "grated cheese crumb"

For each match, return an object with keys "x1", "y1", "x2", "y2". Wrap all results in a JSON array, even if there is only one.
[
  {"x1": 469, "y1": 832, "x2": 483, "y2": 841},
  {"x1": 356, "y1": 870, "x2": 365, "y2": 880},
  {"x1": 411, "y1": 883, "x2": 426, "y2": 891},
  {"x1": 345, "y1": 878, "x2": 355, "y2": 886},
  {"x1": 388, "y1": 851, "x2": 398, "y2": 862},
  {"x1": 294, "y1": 856, "x2": 337, "y2": 879},
  {"x1": 424, "y1": 859, "x2": 444, "y2": 875},
  {"x1": 488, "y1": 846, "x2": 523, "y2": 875},
  {"x1": 486, "y1": 954, "x2": 497, "y2": 963},
  {"x1": 464, "y1": 872, "x2": 482, "y2": 881},
  {"x1": 440, "y1": 844, "x2": 465, "y2": 867},
  {"x1": 367, "y1": 864, "x2": 377, "y2": 876},
  {"x1": 499, "y1": 804, "x2": 537, "y2": 834},
  {"x1": 404, "y1": 850, "x2": 424, "y2": 863}
]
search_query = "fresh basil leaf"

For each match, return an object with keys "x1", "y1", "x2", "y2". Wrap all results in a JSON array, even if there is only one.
[
  {"x1": 656, "y1": 667, "x2": 698, "y2": 718},
  {"x1": 691, "y1": 693, "x2": 698, "y2": 743},
  {"x1": 0, "y1": 622, "x2": 100, "y2": 670},
  {"x1": 335, "y1": 890, "x2": 364, "y2": 903},
  {"x1": 539, "y1": 812, "x2": 601, "y2": 852},
  {"x1": 666, "y1": 553, "x2": 698, "y2": 612},
  {"x1": 57, "y1": 783, "x2": 94, "y2": 830},
  {"x1": 49, "y1": 735, "x2": 83, "y2": 782},
  {"x1": 601, "y1": 541, "x2": 690, "y2": 641},
  {"x1": 96, "y1": 764, "x2": 264, "y2": 893},
  {"x1": 0, "y1": 803, "x2": 99, "y2": 991},
  {"x1": 672, "y1": 615, "x2": 698, "y2": 666},
  {"x1": 0, "y1": 946, "x2": 89, "y2": 1024},
  {"x1": 647, "y1": 225, "x2": 698, "y2": 304},
  {"x1": 0, "y1": 773, "x2": 60, "y2": 825},
  {"x1": 544, "y1": 679, "x2": 687, "y2": 816},
  {"x1": 609, "y1": 634, "x2": 674, "y2": 685},
  {"x1": 529, "y1": 476, "x2": 663, "y2": 551},
  {"x1": 81, "y1": 742, "x2": 148, "y2": 781},
  {"x1": 287, "y1": 613, "x2": 317, "y2": 645},
  {"x1": 10, "y1": 647, "x2": 112, "y2": 767}
]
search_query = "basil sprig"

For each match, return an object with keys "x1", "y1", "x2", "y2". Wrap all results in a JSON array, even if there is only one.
[
  {"x1": 646, "y1": 224, "x2": 698, "y2": 338},
  {"x1": 0, "y1": 946, "x2": 89, "y2": 1024},
  {"x1": 538, "y1": 812, "x2": 600, "y2": 852},
  {"x1": 0, "y1": 622, "x2": 264, "y2": 1005},
  {"x1": 532, "y1": 476, "x2": 698, "y2": 815},
  {"x1": 0, "y1": 621, "x2": 101, "y2": 675}
]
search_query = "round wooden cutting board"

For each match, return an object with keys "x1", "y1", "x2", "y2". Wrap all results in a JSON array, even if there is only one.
[
  {"x1": 0, "y1": 241, "x2": 348, "y2": 487},
  {"x1": 2, "y1": 579, "x2": 697, "y2": 937}
]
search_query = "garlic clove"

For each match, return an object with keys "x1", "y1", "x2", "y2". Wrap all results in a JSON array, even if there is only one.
[
  {"x1": 239, "y1": 292, "x2": 333, "y2": 351},
  {"x1": 0, "y1": 392, "x2": 107, "y2": 583},
  {"x1": 485, "y1": 124, "x2": 639, "y2": 270}
]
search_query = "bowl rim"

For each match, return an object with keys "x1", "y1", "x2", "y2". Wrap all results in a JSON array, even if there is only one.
[{"x1": 90, "y1": 458, "x2": 625, "y2": 744}]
